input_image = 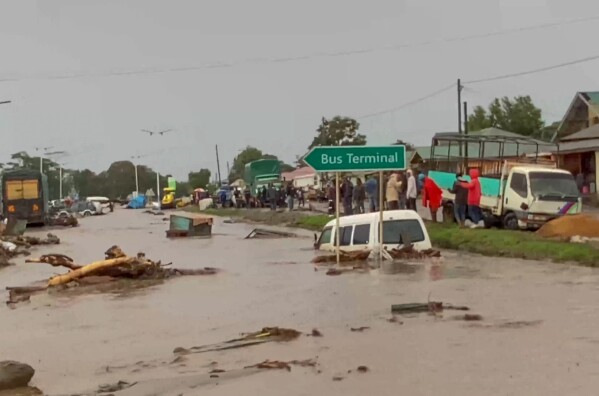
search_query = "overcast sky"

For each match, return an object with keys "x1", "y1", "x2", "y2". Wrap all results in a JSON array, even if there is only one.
[{"x1": 0, "y1": 0, "x2": 598, "y2": 180}]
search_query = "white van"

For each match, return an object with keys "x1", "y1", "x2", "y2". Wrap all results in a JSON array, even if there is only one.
[
  {"x1": 86, "y1": 196, "x2": 111, "y2": 214},
  {"x1": 315, "y1": 210, "x2": 432, "y2": 252}
]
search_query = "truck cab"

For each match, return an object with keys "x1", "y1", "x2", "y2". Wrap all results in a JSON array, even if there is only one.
[
  {"x1": 501, "y1": 166, "x2": 580, "y2": 229},
  {"x1": 428, "y1": 133, "x2": 581, "y2": 230}
]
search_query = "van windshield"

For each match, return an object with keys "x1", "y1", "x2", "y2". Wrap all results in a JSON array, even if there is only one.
[
  {"x1": 317, "y1": 227, "x2": 332, "y2": 246},
  {"x1": 379, "y1": 219, "x2": 425, "y2": 245},
  {"x1": 529, "y1": 172, "x2": 579, "y2": 201}
]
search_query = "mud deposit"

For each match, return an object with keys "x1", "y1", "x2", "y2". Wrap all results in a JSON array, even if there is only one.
[{"x1": 2, "y1": 209, "x2": 599, "y2": 395}]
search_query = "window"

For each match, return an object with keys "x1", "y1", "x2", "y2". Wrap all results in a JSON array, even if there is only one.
[
  {"x1": 529, "y1": 172, "x2": 580, "y2": 200},
  {"x1": 340, "y1": 226, "x2": 352, "y2": 246},
  {"x1": 6, "y1": 181, "x2": 23, "y2": 200},
  {"x1": 353, "y1": 224, "x2": 370, "y2": 245},
  {"x1": 318, "y1": 227, "x2": 332, "y2": 246},
  {"x1": 510, "y1": 173, "x2": 528, "y2": 198},
  {"x1": 378, "y1": 219, "x2": 425, "y2": 245},
  {"x1": 22, "y1": 180, "x2": 39, "y2": 199}
]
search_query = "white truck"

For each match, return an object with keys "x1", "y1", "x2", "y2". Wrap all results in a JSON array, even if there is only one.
[{"x1": 428, "y1": 133, "x2": 581, "y2": 230}]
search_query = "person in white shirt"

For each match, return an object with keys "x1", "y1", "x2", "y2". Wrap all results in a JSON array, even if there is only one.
[{"x1": 406, "y1": 169, "x2": 418, "y2": 211}]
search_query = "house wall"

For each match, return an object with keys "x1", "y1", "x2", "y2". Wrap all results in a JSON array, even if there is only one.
[{"x1": 293, "y1": 174, "x2": 320, "y2": 190}]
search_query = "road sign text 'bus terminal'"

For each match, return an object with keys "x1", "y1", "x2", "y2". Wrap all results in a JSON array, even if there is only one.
[{"x1": 303, "y1": 145, "x2": 406, "y2": 172}]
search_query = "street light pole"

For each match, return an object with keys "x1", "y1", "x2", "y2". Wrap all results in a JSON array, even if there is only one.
[
  {"x1": 131, "y1": 155, "x2": 141, "y2": 195},
  {"x1": 140, "y1": 129, "x2": 173, "y2": 210}
]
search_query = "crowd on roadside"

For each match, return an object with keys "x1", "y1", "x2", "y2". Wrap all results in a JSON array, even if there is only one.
[{"x1": 324, "y1": 169, "x2": 483, "y2": 228}]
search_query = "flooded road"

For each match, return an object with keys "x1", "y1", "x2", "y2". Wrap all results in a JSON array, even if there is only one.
[{"x1": 2, "y1": 209, "x2": 599, "y2": 395}]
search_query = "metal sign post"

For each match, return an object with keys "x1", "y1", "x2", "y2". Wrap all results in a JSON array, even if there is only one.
[
  {"x1": 335, "y1": 172, "x2": 340, "y2": 265},
  {"x1": 379, "y1": 171, "x2": 384, "y2": 263}
]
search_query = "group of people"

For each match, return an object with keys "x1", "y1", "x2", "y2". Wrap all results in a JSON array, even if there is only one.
[
  {"x1": 324, "y1": 168, "x2": 483, "y2": 226},
  {"x1": 448, "y1": 169, "x2": 482, "y2": 227},
  {"x1": 327, "y1": 170, "x2": 424, "y2": 216}
]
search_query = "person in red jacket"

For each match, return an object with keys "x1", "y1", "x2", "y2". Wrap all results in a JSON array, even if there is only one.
[
  {"x1": 465, "y1": 168, "x2": 482, "y2": 227},
  {"x1": 422, "y1": 176, "x2": 443, "y2": 222}
]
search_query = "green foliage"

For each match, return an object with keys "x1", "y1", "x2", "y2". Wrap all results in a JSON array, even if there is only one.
[
  {"x1": 468, "y1": 96, "x2": 545, "y2": 136},
  {"x1": 392, "y1": 139, "x2": 415, "y2": 151},
  {"x1": 426, "y1": 223, "x2": 599, "y2": 266},
  {"x1": 188, "y1": 169, "x2": 211, "y2": 189},
  {"x1": 309, "y1": 116, "x2": 366, "y2": 149}
]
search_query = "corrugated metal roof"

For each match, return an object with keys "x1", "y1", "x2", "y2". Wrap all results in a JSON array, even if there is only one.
[
  {"x1": 560, "y1": 123, "x2": 599, "y2": 141},
  {"x1": 556, "y1": 138, "x2": 599, "y2": 154}
]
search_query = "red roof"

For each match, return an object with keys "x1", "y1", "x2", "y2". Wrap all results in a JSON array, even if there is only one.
[{"x1": 282, "y1": 166, "x2": 316, "y2": 180}]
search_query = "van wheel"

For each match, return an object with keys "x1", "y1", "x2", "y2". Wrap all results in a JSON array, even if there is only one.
[
  {"x1": 503, "y1": 212, "x2": 519, "y2": 230},
  {"x1": 83, "y1": 211, "x2": 91, "y2": 217},
  {"x1": 442, "y1": 203, "x2": 455, "y2": 224}
]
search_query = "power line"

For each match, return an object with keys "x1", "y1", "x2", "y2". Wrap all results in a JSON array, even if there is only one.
[
  {"x1": 464, "y1": 53, "x2": 599, "y2": 84},
  {"x1": 358, "y1": 84, "x2": 455, "y2": 119},
  {"x1": 1, "y1": 14, "x2": 598, "y2": 83}
]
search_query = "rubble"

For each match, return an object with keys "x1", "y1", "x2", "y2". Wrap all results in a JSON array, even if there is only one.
[
  {"x1": 388, "y1": 246, "x2": 442, "y2": 260},
  {"x1": 391, "y1": 302, "x2": 470, "y2": 315},
  {"x1": 0, "y1": 233, "x2": 60, "y2": 267},
  {"x1": 312, "y1": 250, "x2": 371, "y2": 264},
  {"x1": 5, "y1": 245, "x2": 219, "y2": 305},
  {"x1": 173, "y1": 327, "x2": 302, "y2": 355},
  {"x1": 245, "y1": 228, "x2": 297, "y2": 239}
]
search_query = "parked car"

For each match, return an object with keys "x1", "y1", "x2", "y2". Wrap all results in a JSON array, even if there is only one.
[{"x1": 58, "y1": 201, "x2": 97, "y2": 218}]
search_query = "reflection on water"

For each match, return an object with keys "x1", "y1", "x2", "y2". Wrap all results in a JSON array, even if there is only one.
[{"x1": 3, "y1": 210, "x2": 599, "y2": 395}]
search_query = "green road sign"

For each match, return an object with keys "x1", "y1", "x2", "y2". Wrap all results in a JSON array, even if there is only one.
[{"x1": 303, "y1": 145, "x2": 407, "y2": 172}]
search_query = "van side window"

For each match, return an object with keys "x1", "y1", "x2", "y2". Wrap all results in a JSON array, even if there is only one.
[
  {"x1": 353, "y1": 224, "x2": 370, "y2": 245},
  {"x1": 379, "y1": 219, "x2": 425, "y2": 245},
  {"x1": 510, "y1": 173, "x2": 528, "y2": 198},
  {"x1": 340, "y1": 226, "x2": 353, "y2": 246},
  {"x1": 318, "y1": 227, "x2": 332, "y2": 246}
]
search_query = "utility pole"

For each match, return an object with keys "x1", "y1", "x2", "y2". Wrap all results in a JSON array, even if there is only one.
[
  {"x1": 215, "y1": 145, "x2": 222, "y2": 186},
  {"x1": 226, "y1": 161, "x2": 230, "y2": 177},
  {"x1": 141, "y1": 129, "x2": 173, "y2": 209},
  {"x1": 457, "y1": 79, "x2": 463, "y2": 159},
  {"x1": 463, "y1": 101, "x2": 469, "y2": 172},
  {"x1": 131, "y1": 155, "x2": 142, "y2": 195}
]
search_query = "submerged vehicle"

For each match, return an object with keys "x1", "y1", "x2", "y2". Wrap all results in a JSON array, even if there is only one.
[
  {"x1": 428, "y1": 133, "x2": 581, "y2": 230},
  {"x1": 314, "y1": 211, "x2": 432, "y2": 252},
  {"x1": 1, "y1": 169, "x2": 49, "y2": 225}
]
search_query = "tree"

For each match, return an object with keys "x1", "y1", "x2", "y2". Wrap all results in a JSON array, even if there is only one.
[
  {"x1": 228, "y1": 146, "x2": 265, "y2": 182},
  {"x1": 392, "y1": 139, "x2": 415, "y2": 151},
  {"x1": 188, "y1": 169, "x2": 211, "y2": 189},
  {"x1": 467, "y1": 96, "x2": 544, "y2": 137},
  {"x1": 309, "y1": 116, "x2": 366, "y2": 149}
]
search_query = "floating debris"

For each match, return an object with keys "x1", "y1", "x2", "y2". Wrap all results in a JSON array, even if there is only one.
[
  {"x1": 245, "y1": 228, "x2": 297, "y2": 239},
  {"x1": 350, "y1": 326, "x2": 370, "y2": 332},
  {"x1": 391, "y1": 302, "x2": 470, "y2": 315},
  {"x1": 173, "y1": 327, "x2": 302, "y2": 355}
]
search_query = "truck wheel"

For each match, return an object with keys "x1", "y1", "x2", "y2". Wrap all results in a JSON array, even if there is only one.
[
  {"x1": 442, "y1": 203, "x2": 455, "y2": 224},
  {"x1": 503, "y1": 212, "x2": 519, "y2": 230}
]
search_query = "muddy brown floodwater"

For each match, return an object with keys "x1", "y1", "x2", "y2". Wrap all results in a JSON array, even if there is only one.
[{"x1": 2, "y1": 208, "x2": 599, "y2": 395}]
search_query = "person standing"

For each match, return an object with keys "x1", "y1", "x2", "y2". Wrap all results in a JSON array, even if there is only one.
[
  {"x1": 260, "y1": 185, "x2": 267, "y2": 208},
  {"x1": 341, "y1": 177, "x2": 354, "y2": 215},
  {"x1": 422, "y1": 176, "x2": 442, "y2": 222},
  {"x1": 244, "y1": 186, "x2": 251, "y2": 209},
  {"x1": 465, "y1": 168, "x2": 483, "y2": 228},
  {"x1": 386, "y1": 172, "x2": 400, "y2": 210},
  {"x1": 327, "y1": 182, "x2": 336, "y2": 215},
  {"x1": 449, "y1": 173, "x2": 468, "y2": 226},
  {"x1": 406, "y1": 170, "x2": 417, "y2": 210},
  {"x1": 364, "y1": 175, "x2": 378, "y2": 212},
  {"x1": 297, "y1": 188, "x2": 305, "y2": 207},
  {"x1": 353, "y1": 178, "x2": 366, "y2": 214},
  {"x1": 398, "y1": 171, "x2": 408, "y2": 209},
  {"x1": 286, "y1": 182, "x2": 295, "y2": 211},
  {"x1": 267, "y1": 183, "x2": 277, "y2": 211}
]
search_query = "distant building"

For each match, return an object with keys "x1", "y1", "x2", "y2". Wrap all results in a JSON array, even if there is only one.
[
  {"x1": 282, "y1": 167, "x2": 321, "y2": 190},
  {"x1": 553, "y1": 92, "x2": 599, "y2": 195}
]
